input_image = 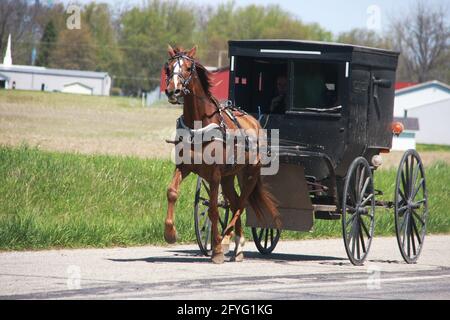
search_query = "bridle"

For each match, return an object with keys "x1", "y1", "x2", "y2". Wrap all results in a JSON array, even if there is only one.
[{"x1": 165, "y1": 54, "x2": 196, "y2": 95}]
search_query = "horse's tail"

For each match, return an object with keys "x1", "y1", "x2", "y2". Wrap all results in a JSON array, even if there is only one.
[{"x1": 247, "y1": 176, "x2": 282, "y2": 229}]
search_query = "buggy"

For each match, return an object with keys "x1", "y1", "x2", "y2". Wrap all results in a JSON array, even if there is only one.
[{"x1": 193, "y1": 40, "x2": 428, "y2": 265}]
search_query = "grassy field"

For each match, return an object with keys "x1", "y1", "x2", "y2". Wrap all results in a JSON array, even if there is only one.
[
  {"x1": 1, "y1": 145, "x2": 449, "y2": 251},
  {"x1": 0, "y1": 90, "x2": 181, "y2": 159}
]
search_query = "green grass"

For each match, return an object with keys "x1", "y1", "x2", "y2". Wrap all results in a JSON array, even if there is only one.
[
  {"x1": 416, "y1": 144, "x2": 450, "y2": 152},
  {"x1": 0, "y1": 145, "x2": 449, "y2": 250}
]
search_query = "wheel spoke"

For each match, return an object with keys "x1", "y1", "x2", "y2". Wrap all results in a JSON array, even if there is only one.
[
  {"x1": 258, "y1": 229, "x2": 264, "y2": 242},
  {"x1": 402, "y1": 213, "x2": 409, "y2": 248},
  {"x1": 412, "y1": 178, "x2": 424, "y2": 200},
  {"x1": 270, "y1": 229, "x2": 274, "y2": 244},
  {"x1": 346, "y1": 212, "x2": 357, "y2": 227},
  {"x1": 360, "y1": 193, "x2": 374, "y2": 207},
  {"x1": 398, "y1": 189, "x2": 407, "y2": 203},
  {"x1": 201, "y1": 210, "x2": 209, "y2": 231},
  {"x1": 360, "y1": 218, "x2": 371, "y2": 238},
  {"x1": 264, "y1": 229, "x2": 269, "y2": 249},
  {"x1": 409, "y1": 156, "x2": 415, "y2": 195},
  {"x1": 412, "y1": 210, "x2": 426, "y2": 226},
  {"x1": 402, "y1": 164, "x2": 409, "y2": 197},
  {"x1": 411, "y1": 162, "x2": 420, "y2": 193},
  {"x1": 358, "y1": 167, "x2": 366, "y2": 201},
  {"x1": 360, "y1": 177, "x2": 370, "y2": 201},
  {"x1": 411, "y1": 215, "x2": 422, "y2": 245},
  {"x1": 399, "y1": 211, "x2": 408, "y2": 234},
  {"x1": 356, "y1": 225, "x2": 361, "y2": 260},
  {"x1": 413, "y1": 199, "x2": 426, "y2": 207},
  {"x1": 350, "y1": 217, "x2": 358, "y2": 254},
  {"x1": 355, "y1": 166, "x2": 361, "y2": 200},
  {"x1": 359, "y1": 225, "x2": 367, "y2": 253}
]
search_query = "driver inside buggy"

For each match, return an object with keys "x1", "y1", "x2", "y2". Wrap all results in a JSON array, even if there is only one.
[{"x1": 269, "y1": 75, "x2": 288, "y2": 114}]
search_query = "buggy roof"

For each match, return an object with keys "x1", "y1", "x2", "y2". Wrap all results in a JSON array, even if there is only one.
[{"x1": 228, "y1": 39, "x2": 399, "y2": 69}]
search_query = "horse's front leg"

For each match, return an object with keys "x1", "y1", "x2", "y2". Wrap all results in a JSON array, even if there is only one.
[
  {"x1": 208, "y1": 178, "x2": 225, "y2": 264},
  {"x1": 165, "y1": 167, "x2": 188, "y2": 244}
]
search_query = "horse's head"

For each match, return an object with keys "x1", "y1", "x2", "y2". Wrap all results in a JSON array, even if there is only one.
[{"x1": 165, "y1": 45, "x2": 197, "y2": 104}]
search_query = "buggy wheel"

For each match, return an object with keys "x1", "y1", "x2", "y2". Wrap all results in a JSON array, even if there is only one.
[
  {"x1": 194, "y1": 177, "x2": 230, "y2": 256},
  {"x1": 394, "y1": 150, "x2": 428, "y2": 264},
  {"x1": 251, "y1": 227, "x2": 281, "y2": 255},
  {"x1": 342, "y1": 157, "x2": 375, "y2": 266}
]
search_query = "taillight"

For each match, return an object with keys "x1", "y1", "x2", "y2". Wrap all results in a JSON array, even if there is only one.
[{"x1": 392, "y1": 122, "x2": 404, "y2": 136}]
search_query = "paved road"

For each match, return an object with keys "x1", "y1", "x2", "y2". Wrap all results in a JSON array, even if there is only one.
[{"x1": 0, "y1": 235, "x2": 449, "y2": 299}]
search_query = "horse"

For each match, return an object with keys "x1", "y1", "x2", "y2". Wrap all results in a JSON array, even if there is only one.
[{"x1": 164, "y1": 45, "x2": 280, "y2": 264}]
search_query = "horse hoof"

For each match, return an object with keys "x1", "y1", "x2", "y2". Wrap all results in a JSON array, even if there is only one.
[
  {"x1": 211, "y1": 253, "x2": 225, "y2": 264},
  {"x1": 164, "y1": 228, "x2": 177, "y2": 244}
]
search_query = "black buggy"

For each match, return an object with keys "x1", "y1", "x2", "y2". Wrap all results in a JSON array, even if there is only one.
[{"x1": 193, "y1": 40, "x2": 429, "y2": 265}]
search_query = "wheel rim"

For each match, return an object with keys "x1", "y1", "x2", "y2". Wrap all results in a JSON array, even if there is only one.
[
  {"x1": 342, "y1": 157, "x2": 375, "y2": 266},
  {"x1": 251, "y1": 227, "x2": 281, "y2": 255},
  {"x1": 194, "y1": 177, "x2": 230, "y2": 256},
  {"x1": 394, "y1": 150, "x2": 428, "y2": 264}
]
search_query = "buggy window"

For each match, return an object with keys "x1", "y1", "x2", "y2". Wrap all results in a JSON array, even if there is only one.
[
  {"x1": 233, "y1": 57, "x2": 288, "y2": 114},
  {"x1": 292, "y1": 61, "x2": 342, "y2": 113}
]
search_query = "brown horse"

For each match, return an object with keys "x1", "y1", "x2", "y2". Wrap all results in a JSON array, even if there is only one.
[{"x1": 164, "y1": 45, "x2": 280, "y2": 264}]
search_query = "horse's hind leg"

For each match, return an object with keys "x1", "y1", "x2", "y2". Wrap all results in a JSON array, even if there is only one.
[
  {"x1": 223, "y1": 167, "x2": 259, "y2": 237},
  {"x1": 165, "y1": 167, "x2": 188, "y2": 244},
  {"x1": 220, "y1": 176, "x2": 241, "y2": 257},
  {"x1": 234, "y1": 217, "x2": 245, "y2": 262}
]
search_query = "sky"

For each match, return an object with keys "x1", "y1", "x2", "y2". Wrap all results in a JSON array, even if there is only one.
[{"x1": 56, "y1": 0, "x2": 448, "y2": 35}]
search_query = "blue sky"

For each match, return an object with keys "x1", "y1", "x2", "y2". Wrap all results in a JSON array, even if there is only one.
[{"x1": 57, "y1": 0, "x2": 448, "y2": 35}]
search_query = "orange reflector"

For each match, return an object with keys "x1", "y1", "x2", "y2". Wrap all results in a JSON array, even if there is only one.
[
  {"x1": 380, "y1": 149, "x2": 390, "y2": 154},
  {"x1": 392, "y1": 122, "x2": 404, "y2": 135}
]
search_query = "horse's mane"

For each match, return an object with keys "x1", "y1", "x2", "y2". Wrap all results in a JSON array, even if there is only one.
[{"x1": 174, "y1": 47, "x2": 219, "y2": 107}]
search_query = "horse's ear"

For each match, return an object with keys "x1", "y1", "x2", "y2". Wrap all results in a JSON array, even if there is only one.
[
  {"x1": 167, "y1": 44, "x2": 175, "y2": 58},
  {"x1": 187, "y1": 45, "x2": 197, "y2": 58}
]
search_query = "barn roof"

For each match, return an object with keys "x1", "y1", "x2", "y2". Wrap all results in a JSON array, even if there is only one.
[
  {"x1": 0, "y1": 64, "x2": 109, "y2": 80},
  {"x1": 393, "y1": 117, "x2": 420, "y2": 131},
  {"x1": 396, "y1": 80, "x2": 450, "y2": 96}
]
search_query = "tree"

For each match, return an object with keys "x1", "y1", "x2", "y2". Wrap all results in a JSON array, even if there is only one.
[
  {"x1": 118, "y1": 0, "x2": 196, "y2": 94},
  {"x1": 390, "y1": 1, "x2": 450, "y2": 82},
  {"x1": 49, "y1": 26, "x2": 97, "y2": 71},
  {"x1": 337, "y1": 28, "x2": 391, "y2": 49},
  {"x1": 196, "y1": 2, "x2": 332, "y2": 66},
  {"x1": 83, "y1": 3, "x2": 122, "y2": 73},
  {"x1": 35, "y1": 20, "x2": 57, "y2": 66}
]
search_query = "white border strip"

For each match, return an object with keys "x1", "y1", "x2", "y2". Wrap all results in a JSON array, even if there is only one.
[
  {"x1": 230, "y1": 56, "x2": 235, "y2": 71},
  {"x1": 345, "y1": 62, "x2": 349, "y2": 78},
  {"x1": 261, "y1": 49, "x2": 321, "y2": 55}
]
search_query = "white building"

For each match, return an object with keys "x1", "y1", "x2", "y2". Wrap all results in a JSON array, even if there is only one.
[
  {"x1": 394, "y1": 81, "x2": 450, "y2": 146},
  {"x1": 0, "y1": 34, "x2": 111, "y2": 96}
]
